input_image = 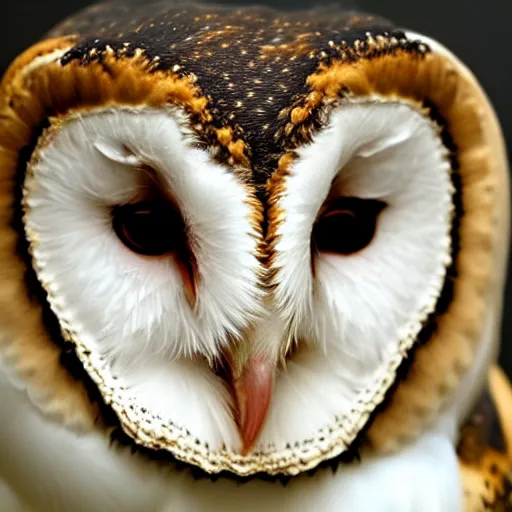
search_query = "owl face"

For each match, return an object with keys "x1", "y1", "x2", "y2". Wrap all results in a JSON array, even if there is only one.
[{"x1": 0, "y1": 2, "x2": 508, "y2": 478}]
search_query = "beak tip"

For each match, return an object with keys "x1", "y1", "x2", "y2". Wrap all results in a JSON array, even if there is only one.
[
  {"x1": 232, "y1": 354, "x2": 274, "y2": 456},
  {"x1": 241, "y1": 443, "x2": 253, "y2": 456},
  {"x1": 240, "y1": 422, "x2": 260, "y2": 456}
]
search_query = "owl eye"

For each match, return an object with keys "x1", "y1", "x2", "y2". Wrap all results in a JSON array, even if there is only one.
[
  {"x1": 112, "y1": 201, "x2": 186, "y2": 256},
  {"x1": 312, "y1": 197, "x2": 386, "y2": 255}
]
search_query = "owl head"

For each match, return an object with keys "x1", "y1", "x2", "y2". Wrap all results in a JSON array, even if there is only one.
[{"x1": 0, "y1": 1, "x2": 508, "y2": 477}]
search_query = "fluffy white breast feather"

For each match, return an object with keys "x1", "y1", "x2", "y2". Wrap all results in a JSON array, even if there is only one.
[{"x1": 0, "y1": 354, "x2": 465, "y2": 512}]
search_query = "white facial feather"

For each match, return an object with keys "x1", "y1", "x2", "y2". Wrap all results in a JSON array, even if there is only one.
[
  {"x1": 259, "y1": 101, "x2": 453, "y2": 447},
  {"x1": 23, "y1": 101, "x2": 454, "y2": 454},
  {"x1": 23, "y1": 108, "x2": 261, "y2": 449}
]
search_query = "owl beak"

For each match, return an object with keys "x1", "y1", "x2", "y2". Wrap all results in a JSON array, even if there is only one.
[{"x1": 229, "y1": 352, "x2": 274, "y2": 455}]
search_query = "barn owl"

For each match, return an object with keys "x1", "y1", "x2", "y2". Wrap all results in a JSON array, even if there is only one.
[{"x1": 0, "y1": 1, "x2": 511, "y2": 511}]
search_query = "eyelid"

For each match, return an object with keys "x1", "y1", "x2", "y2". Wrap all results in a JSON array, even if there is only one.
[
  {"x1": 321, "y1": 208, "x2": 356, "y2": 219},
  {"x1": 317, "y1": 197, "x2": 386, "y2": 220}
]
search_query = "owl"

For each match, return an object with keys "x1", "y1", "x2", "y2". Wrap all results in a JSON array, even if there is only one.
[{"x1": 0, "y1": 1, "x2": 511, "y2": 511}]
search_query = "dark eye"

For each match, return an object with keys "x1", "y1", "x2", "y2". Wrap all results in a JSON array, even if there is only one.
[
  {"x1": 312, "y1": 197, "x2": 386, "y2": 255},
  {"x1": 112, "y1": 201, "x2": 186, "y2": 256}
]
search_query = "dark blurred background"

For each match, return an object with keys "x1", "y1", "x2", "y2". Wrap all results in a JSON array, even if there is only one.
[{"x1": 2, "y1": 0, "x2": 511, "y2": 378}]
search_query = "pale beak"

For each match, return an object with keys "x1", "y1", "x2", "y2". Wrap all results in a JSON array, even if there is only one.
[{"x1": 229, "y1": 352, "x2": 274, "y2": 455}]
